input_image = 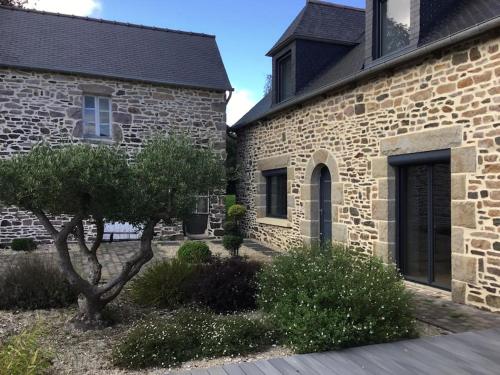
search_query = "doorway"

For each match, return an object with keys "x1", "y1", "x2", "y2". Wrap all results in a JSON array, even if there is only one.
[
  {"x1": 319, "y1": 166, "x2": 332, "y2": 245},
  {"x1": 390, "y1": 150, "x2": 451, "y2": 290}
]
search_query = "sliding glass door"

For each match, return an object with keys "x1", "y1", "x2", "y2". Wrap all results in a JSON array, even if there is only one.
[{"x1": 391, "y1": 150, "x2": 451, "y2": 290}]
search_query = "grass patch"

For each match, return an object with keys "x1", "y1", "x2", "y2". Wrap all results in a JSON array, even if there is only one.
[{"x1": 0, "y1": 325, "x2": 52, "y2": 375}]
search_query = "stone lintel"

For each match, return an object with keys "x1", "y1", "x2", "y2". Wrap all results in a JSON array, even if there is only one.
[
  {"x1": 380, "y1": 125, "x2": 462, "y2": 156},
  {"x1": 256, "y1": 155, "x2": 290, "y2": 171}
]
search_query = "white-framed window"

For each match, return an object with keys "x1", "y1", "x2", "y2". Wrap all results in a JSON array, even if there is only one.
[
  {"x1": 83, "y1": 95, "x2": 111, "y2": 138},
  {"x1": 194, "y1": 195, "x2": 209, "y2": 214}
]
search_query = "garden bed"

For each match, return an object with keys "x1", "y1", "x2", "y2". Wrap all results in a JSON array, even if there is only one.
[
  {"x1": 0, "y1": 243, "x2": 450, "y2": 374},
  {"x1": 0, "y1": 300, "x2": 447, "y2": 375}
]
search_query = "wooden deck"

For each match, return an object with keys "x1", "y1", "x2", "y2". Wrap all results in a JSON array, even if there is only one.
[{"x1": 171, "y1": 328, "x2": 500, "y2": 374}]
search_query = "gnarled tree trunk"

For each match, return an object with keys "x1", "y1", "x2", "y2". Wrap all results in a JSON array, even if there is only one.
[{"x1": 34, "y1": 209, "x2": 159, "y2": 329}]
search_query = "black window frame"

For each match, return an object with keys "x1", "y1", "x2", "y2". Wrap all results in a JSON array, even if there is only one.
[
  {"x1": 276, "y1": 52, "x2": 293, "y2": 103},
  {"x1": 374, "y1": 0, "x2": 411, "y2": 59},
  {"x1": 263, "y1": 168, "x2": 288, "y2": 219}
]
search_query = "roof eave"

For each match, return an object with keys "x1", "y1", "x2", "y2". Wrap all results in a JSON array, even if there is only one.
[
  {"x1": 234, "y1": 15, "x2": 500, "y2": 130},
  {"x1": 266, "y1": 35, "x2": 359, "y2": 56},
  {"x1": 0, "y1": 63, "x2": 234, "y2": 92}
]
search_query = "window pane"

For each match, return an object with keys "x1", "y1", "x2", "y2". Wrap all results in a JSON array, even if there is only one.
[
  {"x1": 84, "y1": 108, "x2": 95, "y2": 124},
  {"x1": 84, "y1": 123, "x2": 96, "y2": 136},
  {"x1": 99, "y1": 124, "x2": 110, "y2": 137},
  {"x1": 278, "y1": 55, "x2": 293, "y2": 102},
  {"x1": 99, "y1": 111, "x2": 110, "y2": 124},
  {"x1": 99, "y1": 98, "x2": 110, "y2": 111},
  {"x1": 84, "y1": 96, "x2": 95, "y2": 109},
  {"x1": 195, "y1": 196, "x2": 209, "y2": 214},
  {"x1": 266, "y1": 172, "x2": 287, "y2": 218},
  {"x1": 380, "y1": 0, "x2": 410, "y2": 56},
  {"x1": 432, "y1": 163, "x2": 451, "y2": 289},
  {"x1": 403, "y1": 165, "x2": 428, "y2": 284}
]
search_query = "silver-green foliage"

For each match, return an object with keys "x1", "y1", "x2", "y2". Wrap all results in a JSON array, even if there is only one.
[{"x1": 0, "y1": 136, "x2": 224, "y2": 326}]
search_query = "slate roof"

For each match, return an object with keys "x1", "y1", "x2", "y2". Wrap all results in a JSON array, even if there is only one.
[
  {"x1": 0, "y1": 6, "x2": 232, "y2": 91},
  {"x1": 234, "y1": 0, "x2": 500, "y2": 129},
  {"x1": 267, "y1": 0, "x2": 365, "y2": 56},
  {"x1": 419, "y1": 0, "x2": 500, "y2": 46}
]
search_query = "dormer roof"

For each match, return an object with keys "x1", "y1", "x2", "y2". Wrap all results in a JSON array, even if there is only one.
[{"x1": 266, "y1": 0, "x2": 365, "y2": 56}]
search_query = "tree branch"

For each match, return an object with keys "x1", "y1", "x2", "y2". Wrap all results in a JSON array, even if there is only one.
[
  {"x1": 90, "y1": 216, "x2": 104, "y2": 254},
  {"x1": 75, "y1": 219, "x2": 103, "y2": 286},
  {"x1": 32, "y1": 209, "x2": 58, "y2": 238},
  {"x1": 98, "y1": 219, "x2": 158, "y2": 299}
]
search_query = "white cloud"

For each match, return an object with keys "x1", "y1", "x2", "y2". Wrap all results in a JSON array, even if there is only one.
[
  {"x1": 227, "y1": 89, "x2": 258, "y2": 126},
  {"x1": 26, "y1": 0, "x2": 102, "y2": 17}
]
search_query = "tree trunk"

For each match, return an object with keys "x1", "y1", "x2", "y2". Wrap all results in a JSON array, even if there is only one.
[
  {"x1": 72, "y1": 295, "x2": 107, "y2": 330},
  {"x1": 35, "y1": 210, "x2": 159, "y2": 330}
]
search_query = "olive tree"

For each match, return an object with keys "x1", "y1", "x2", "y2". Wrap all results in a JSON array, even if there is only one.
[{"x1": 0, "y1": 137, "x2": 224, "y2": 328}]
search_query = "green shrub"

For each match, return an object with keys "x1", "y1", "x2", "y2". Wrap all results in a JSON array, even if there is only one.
[
  {"x1": 258, "y1": 245, "x2": 416, "y2": 353},
  {"x1": 177, "y1": 241, "x2": 212, "y2": 263},
  {"x1": 225, "y1": 195, "x2": 236, "y2": 211},
  {"x1": 0, "y1": 326, "x2": 52, "y2": 375},
  {"x1": 227, "y1": 204, "x2": 246, "y2": 221},
  {"x1": 128, "y1": 258, "x2": 197, "y2": 309},
  {"x1": 223, "y1": 220, "x2": 238, "y2": 234},
  {"x1": 0, "y1": 257, "x2": 77, "y2": 310},
  {"x1": 11, "y1": 238, "x2": 37, "y2": 252},
  {"x1": 201, "y1": 314, "x2": 275, "y2": 358},
  {"x1": 223, "y1": 234, "x2": 244, "y2": 255},
  {"x1": 112, "y1": 309, "x2": 274, "y2": 369},
  {"x1": 184, "y1": 257, "x2": 262, "y2": 313}
]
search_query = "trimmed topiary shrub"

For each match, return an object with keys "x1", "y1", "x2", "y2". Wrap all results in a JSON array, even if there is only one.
[
  {"x1": 128, "y1": 258, "x2": 198, "y2": 309},
  {"x1": 185, "y1": 257, "x2": 262, "y2": 313},
  {"x1": 227, "y1": 204, "x2": 246, "y2": 221},
  {"x1": 0, "y1": 257, "x2": 77, "y2": 310},
  {"x1": 0, "y1": 325, "x2": 52, "y2": 375},
  {"x1": 10, "y1": 238, "x2": 37, "y2": 252},
  {"x1": 222, "y1": 235, "x2": 244, "y2": 256},
  {"x1": 258, "y1": 244, "x2": 417, "y2": 353},
  {"x1": 177, "y1": 241, "x2": 212, "y2": 263},
  {"x1": 112, "y1": 309, "x2": 275, "y2": 369},
  {"x1": 223, "y1": 204, "x2": 246, "y2": 256}
]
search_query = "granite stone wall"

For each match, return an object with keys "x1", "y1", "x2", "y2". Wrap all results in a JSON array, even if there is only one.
[
  {"x1": 0, "y1": 68, "x2": 227, "y2": 244},
  {"x1": 236, "y1": 31, "x2": 500, "y2": 311}
]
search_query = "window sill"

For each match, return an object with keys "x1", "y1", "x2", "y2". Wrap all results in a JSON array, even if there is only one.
[
  {"x1": 256, "y1": 217, "x2": 292, "y2": 228},
  {"x1": 81, "y1": 137, "x2": 115, "y2": 145}
]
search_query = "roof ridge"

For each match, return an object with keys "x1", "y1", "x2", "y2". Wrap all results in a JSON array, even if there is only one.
[
  {"x1": 306, "y1": 0, "x2": 365, "y2": 13},
  {"x1": 0, "y1": 4, "x2": 216, "y2": 38}
]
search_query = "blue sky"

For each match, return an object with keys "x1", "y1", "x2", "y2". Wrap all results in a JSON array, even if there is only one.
[{"x1": 26, "y1": 0, "x2": 365, "y2": 124}]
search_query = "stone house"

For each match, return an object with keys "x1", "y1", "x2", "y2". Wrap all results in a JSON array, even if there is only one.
[
  {"x1": 0, "y1": 6, "x2": 232, "y2": 244},
  {"x1": 234, "y1": 0, "x2": 500, "y2": 311}
]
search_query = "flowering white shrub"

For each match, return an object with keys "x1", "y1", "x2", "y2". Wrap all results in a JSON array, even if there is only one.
[
  {"x1": 112, "y1": 309, "x2": 276, "y2": 369},
  {"x1": 257, "y1": 245, "x2": 417, "y2": 353}
]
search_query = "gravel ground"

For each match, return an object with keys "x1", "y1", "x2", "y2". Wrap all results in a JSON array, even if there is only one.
[
  {"x1": 0, "y1": 297, "x2": 293, "y2": 375},
  {"x1": 0, "y1": 241, "x2": 448, "y2": 374},
  {"x1": 0, "y1": 299, "x2": 447, "y2": 375}
]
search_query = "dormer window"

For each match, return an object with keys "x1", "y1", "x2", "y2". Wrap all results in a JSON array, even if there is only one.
[
  {"x1": 277, "y1": 52, "x2": 293, "y2": 102},
  {"x1": 376, "y1": 0, "x2": 411, "y2": 58}
]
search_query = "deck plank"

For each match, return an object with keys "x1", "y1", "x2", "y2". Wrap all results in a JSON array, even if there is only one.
[
  {"x1": 207, "y1": 367, "x2": 228, "y2": 375},
  {"x1": 173, "y1": 329, "x2": 500, "y2": 375},
  {"x1": 220, "y1": 364, "x2": 246, "y2": 375},
  {"x1": 238, "y1": 362, "x2": 265, "y2": 375}
]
